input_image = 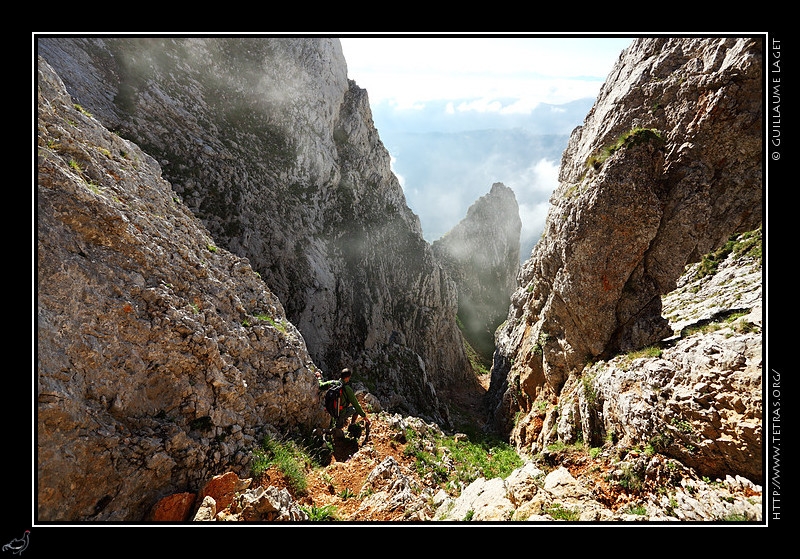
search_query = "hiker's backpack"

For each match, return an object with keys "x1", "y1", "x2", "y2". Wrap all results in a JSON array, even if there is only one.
[{"x1": 323, "y1": 381, "x2": 344, "y2": 417}]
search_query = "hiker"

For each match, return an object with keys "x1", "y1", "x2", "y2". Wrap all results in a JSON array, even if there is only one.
[{"x1": 316, "y1": 368, "x2": 369, "y2": 438}]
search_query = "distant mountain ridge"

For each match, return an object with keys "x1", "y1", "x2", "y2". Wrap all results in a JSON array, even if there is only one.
[
  {"x1": 371, "y1": 98, "x2": 593, "y2": 256},
  {"x1": 383, "y1": 127, "x2": 569, "y2": 255}
]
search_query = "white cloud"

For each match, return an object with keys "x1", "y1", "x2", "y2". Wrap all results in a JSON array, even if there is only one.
[
  {"x1": 455, "y1": 98, "x2": 505, "y2": 113},
  {"x1": 389, "y1": 154, "x2": 406, "y2": 190},
  {"x1": 337, "y1": 36, "x2": 633, "y2": 258},
  {"x1": 522, "y1": 158, "x2": 560, "y2": 195},
  {"x1": 508, "y1": 158, "x2": 560, "y2": 247},
  {"x1": 340, "y1": 36, "x2": 632, "y2": 112},
  {"x1": 520, "y1": 200, "x2": 551, "y2": 233}
]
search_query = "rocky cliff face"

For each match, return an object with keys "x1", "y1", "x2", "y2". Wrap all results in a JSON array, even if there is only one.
[
  {"x1": 535, "y1": 235, "x2": 763, "y2": 483},
  {"x1": 432, "y1": 182, "x2": 521, "y2": 360},
  {"x1": 489, "y1": 38, "x2": 763, "y2": 483},
  {"x1": 36, "y1": 35, "x2": 766, "y2": 524},
  {"x1": 38, "y1": 37, "x2": 470, "y2": 425},
  {"x1": 35, "y1": 37, "x2": 477, "y2": 521},
  {"x1": 37, "y1": 56, "x2": 328, "y2": 520}
]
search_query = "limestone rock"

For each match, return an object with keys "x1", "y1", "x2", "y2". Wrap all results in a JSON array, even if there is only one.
[
  {"x1": 490, "y1": 37, "x2": 762, "y2": 440},
  {"x1": 37, "y1": 55, "x2": 326, "y2": 521},
  {"x1": 504, "y1": 461, "x2": 545, "y2": 504},
  {"x1": 584, "y1": 326, "x2": 761, "y2": 483},
  {"x1": 148, "y1": 493, "x2": 196, "y2": 522},
  {"x1": 38, "y1": 37, "x2": 471, "y2": 426},
  {"x1": 435, "y1": 476, "x2": 514, "y2": 521},
  {"x1": 542, "y1": 230, "x2": 762, "y2": 483},
  {"x1": 435, "y1": 457, "x2": 761, "y2": 522},
  {"x1": 193, "y1": 496, "x2": 217, "y2": 521},
  {"x1": 542, "y1": 466, "x2": 591, "y2": 500},
  {"x1": 235, "y1": 486, "x2": 309, "y2": 522},
  {"x1": 433, "y1": 182, "x2": 521, "y2": 359},
  {"x1": 662, "y1": 228, "x2": 762, "y2": 335},
  {"x1": 434, "y1": 461, "x2": 545, "y2": 522},
  {"x1": 197, "y1": 472, "x2": 252, "y2": 513},
  {"x1": 355, "y1": 456, "x2": 434, "y2": 520}
]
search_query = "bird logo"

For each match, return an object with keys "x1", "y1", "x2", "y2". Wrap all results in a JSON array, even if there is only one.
[{"x1": 2, "y1": 531, "x2": 29, "y2": 555}]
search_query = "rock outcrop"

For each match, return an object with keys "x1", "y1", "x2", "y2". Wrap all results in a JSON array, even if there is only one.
[
  {"x1": 433, "y1": 182, "x2": 521, "y2": 360},
  {"x1": 435, "y1": 461, "x2": 762, "y2": 522},
  {"x1": 37, "y1": 56, "x2": 328, "y2": 521},
  {"x1": 489, "y1": 37, "x2": 763, "y2": 472},
  {"x1": 147, "y1": 382, "x2": 763, "y2": 524},
  {"x1": 507, "y1": 226, "x2": 763, "y2": 486},
  {"x1": 37, "y1": 37, "x2": 471, "y2": 426},
  {"x1": 555, "y1": 230, "x2": 762, "y2": 481}
]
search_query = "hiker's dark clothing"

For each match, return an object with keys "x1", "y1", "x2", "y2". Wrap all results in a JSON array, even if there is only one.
[{"x1": 319, "y1": 378, "x2": 366, "y2": 429}]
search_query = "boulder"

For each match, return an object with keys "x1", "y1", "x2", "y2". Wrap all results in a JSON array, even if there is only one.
[
  {"x1": 543, "y1": 466, "x2": 592, "y2": 500},
  {"x1": 193, "y1": 496, "x2": 217, "y2": 522},
  {"x1": 148, "y1": 493, "x2": 196, "y2": 522},
  {"x1": 197, "y1": 472, "x2": 252, "y2": 514},
  {"x1": 435, "y1": 477, "x2": 514, "y2": 521},
  {"x1": 235, "y1": 486, "x2": 309, "y2": 522}
]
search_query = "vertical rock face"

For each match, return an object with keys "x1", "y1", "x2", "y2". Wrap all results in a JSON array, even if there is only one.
[
  {"x1": 433, "y1": 183, "x2": 521, "y2": 360},
  {"x1": 490, "y1": 38, "x2": 763, "y2": 443},
  {"x1": 37, "y1": 56, "x2": 327, "y2": 520},
  {"x1": 36, "y1": 37, "x2": 475, "y2": 521},
  {"x1": 38, "y1": 37, "x2": 470, "y2": 423},
  {"x1": 553, "y1": 238, "x2": 763, "y2": 483}
]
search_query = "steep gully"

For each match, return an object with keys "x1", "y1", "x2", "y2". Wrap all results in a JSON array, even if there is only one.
[{"x1": 35, "y1": 37, "x2": 763, "y2": 523}]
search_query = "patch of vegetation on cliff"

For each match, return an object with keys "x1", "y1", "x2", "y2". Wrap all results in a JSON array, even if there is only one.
[
  {"x1": 586, "y1": 127, "x2": 665, "y2": 170},
  {"x1": 696, "y1": 226, "x2": 762, "y2": 281}
]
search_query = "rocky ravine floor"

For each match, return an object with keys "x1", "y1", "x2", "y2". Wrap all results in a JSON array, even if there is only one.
[
  {"x1": 152, "y1": 367, "x2": 762, "y2": 524},
  {"x1": 151, "y1": 233, "x2": 764, "y2": 524}
]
